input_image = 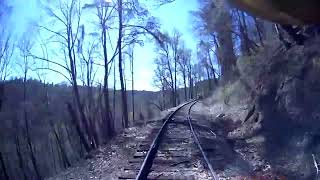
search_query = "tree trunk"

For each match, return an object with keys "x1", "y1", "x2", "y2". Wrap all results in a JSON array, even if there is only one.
[
  {"x1": 189, "y1": 77, "x2": 193, "y2": 99},
  {"x1": 118, "y1": 0, "x2": 129, "y2": 128},
  {"x1": 206, "y1": 65, "x2": 212, "y2": 91},
  {"x1": 183, "y1": 72, "x2": 187, "y2": 101},
  {"x1": 23, "y1": 73, "x2": 42, "y2": 180},
  {"x1": 72, "y1": 78, "x2": 94, "y2": 148},
  {"x1": 102, "y1": 27, "x2": 114, "y2": 139},
  {"x1": 131, "y1": 54, "x2": 135, "y2": 123},
  {"x1": 52, "y1": 127, "x2": 71, "y2": 168},
  {"x1": 113, "y1": 59, "x2": 116, "y2": 126},
  {"x1": 213, "y1": 0, "x2": 238, "y2": 83},
  {"x1": 0, "y1": 83, "x2": 8, "y2": 180},
  {"x1": 15, "y1": 136, "x2": 27, "y2": 180},
  {"x1": 86, "y1": 72, "x2": 98, "y2": 147},
  {"x1": 188, "y1": 65, "x2": 193, "y2": 99},
  {"x1": 0, "y1": 150, "x2": 9, "y2": 180},
  {"x1": 50, "y1": 138, "x2": 57, "y2": 174},
  {"x1": 103, "y1": 59, "x2": 113, "y2": 138},
  {"x1": 167, "y1": 61, "x2": 175, "y2": 107},
  {"x1": 0, "y1": 82, "x2": 4, "y2": 111},
  {"x1": 239, "y1": 11, "x2": 251, "y2": 55},
  {"x1": 174, "y1": 57, "x2": 177, "y2": 106},
  {"x1": 207, "y1": 50, "x2": 218, "y2": 86},
  {"x1": 64, "y1": 123, "x2": 77, "y2": 157},
  {"x1": 25, "y1": 115, "x2": 42, "y2": 180},
  {"x1": 253, "y1": 17, "x2": 264, "y2": 46},
  {"x1": 67, "y1": 103, "x2": 91, "y2": 152},
  {"x1": 67, "y1": 27, "x2": 94, "y2": 149}
]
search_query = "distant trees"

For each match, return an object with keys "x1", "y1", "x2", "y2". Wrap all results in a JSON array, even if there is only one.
[
  {"x1": 177, "y1": 46, "x2": 191, "y2": 101},
  {"x1": 153, "y1": 30, "x2": 199, "y2": 107},
  {"x1": 154, "y1": 32, "x2": 176, "y2": 107},
  {"x1": 197, "y1": 41, "x2": 218, "y2": 89}
]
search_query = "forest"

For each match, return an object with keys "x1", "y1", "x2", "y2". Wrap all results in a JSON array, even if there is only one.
[{"x1": 1, "y1": 0, "x2": 319, "y2": 179}]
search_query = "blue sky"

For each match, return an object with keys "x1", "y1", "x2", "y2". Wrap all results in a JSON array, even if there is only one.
[{"x1": 5, "y1": 0, "x2": 200, "y2": 91}]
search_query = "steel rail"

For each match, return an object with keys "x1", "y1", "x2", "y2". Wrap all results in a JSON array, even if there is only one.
[
  {"x1": 135, "y1": 100, "x2": 197, "y2": 180},
  {"x1": 188, "y1": 101, "x2": 219, "y2": 180}
]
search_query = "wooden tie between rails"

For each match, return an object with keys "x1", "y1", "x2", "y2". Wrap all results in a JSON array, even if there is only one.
[{"x1": 119, "y1": 100, "x2": 221, "y2": 180}]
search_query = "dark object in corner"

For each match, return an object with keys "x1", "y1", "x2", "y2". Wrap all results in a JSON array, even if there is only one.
[
  {"x1": 281, "y1": 25, "x2": 307, "y2": 45},
  {"x1": 278, "y1": 25, "x2": 320, "y2": 48}
]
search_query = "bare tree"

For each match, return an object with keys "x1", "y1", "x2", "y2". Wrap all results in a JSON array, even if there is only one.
[
  {"x1": 171, "y1": 30, "x2": 181, "y2": 106},
  {"x1": 157, "y1": 33, "x2": 175, "y2": 107},
  {"x1": 0, "y1": 21, "x2": 13, "y2": 113},
  {"x1": 198, "y1": 41, "x2": 219, "y2": 86},
  {"x1": 37, "y1": 0, "x2": 93, "y2": 151},
  {"x1": 177, "y1": 46, "x2": 191, "y2": 101},
  {"x1": 78, "y1": 30, "x2": 100, "y2": 146},
  {"x1": 0, "y1": 25, "x2": 12, "y2": 180},
  {"x1": 194, "y1": 0, "x2": 238, "y2": 83},
  {"x1": 18, "y1": 35, "x2": 42, "y2": 180},
  {"x1": 127, "y1": 44, "x2": 135, "y2": 122},
  {"x1": 153, "y1": 31, "x2": 184, "y2": 107},
  {"x1": 187, "y1": 58, "x2": 194, "y2": 99},
  {"x1": 153, "y1": 59, "x2": 171, "y2": 109},
  {"x1": 117, "y1": 0, "x2": 130, "y2": 128},
  {"x1": 0, "y1": 32, "x2": 13, "y2": 81},
  {"x1": 93, "y1": 0, "x2": 118, "y2": 138}
]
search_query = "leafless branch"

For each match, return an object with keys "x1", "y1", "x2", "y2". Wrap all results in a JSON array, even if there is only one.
[
  {"x1": 38, "y1": 25, "x2": 68, "y2": 41},
  {"x1": 32, "y1": 67, "x2": 72, "y2": 84},
  {"x1": 31, "y1": 54, "x2": 71, "y2": 73},
  {"x1": 313, "y1": 154, "x2": 320, "y2": 175}
]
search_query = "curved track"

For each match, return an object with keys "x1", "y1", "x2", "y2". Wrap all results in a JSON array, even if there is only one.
[
  {"x1": 120, "y1": 100, "x2": 219, "y2": 180},
  {"x1": 187, "y1": 101, "x2": 219, "y2": 180}
]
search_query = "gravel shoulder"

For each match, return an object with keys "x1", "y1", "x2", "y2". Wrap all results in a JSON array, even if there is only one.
[{"x1": 47, "y1": 124, "x2": 158, "y2": 180}]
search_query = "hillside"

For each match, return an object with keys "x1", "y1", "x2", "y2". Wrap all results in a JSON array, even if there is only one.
[{"x1": 0, "y1": 79, "x2": 161, "y2": 179}]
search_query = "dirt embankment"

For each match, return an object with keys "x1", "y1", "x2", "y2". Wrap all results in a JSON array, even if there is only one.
[{"x1": 206, "y1": 39, "x2": 320, "y2": 179}]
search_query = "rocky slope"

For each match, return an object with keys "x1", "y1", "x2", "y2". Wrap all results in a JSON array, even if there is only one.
[{"x1": 212, "y1": 38, "x2": 320, "y2": 180}]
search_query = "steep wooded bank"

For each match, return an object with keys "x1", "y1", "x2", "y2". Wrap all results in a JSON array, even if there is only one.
[
  {"x1": 0, "y1": 79, "x2": 161, "y2": 179},
  {"x1": 192, "y1": 0, "x2": 320, "y2": 179},
  {"x1": 207, "y1": 38, "x2": 320, "y2": 180}
]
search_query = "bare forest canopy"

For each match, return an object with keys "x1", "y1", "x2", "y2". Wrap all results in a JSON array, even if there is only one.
[{"x1": 0, "y1": 0, "x2": 316, "y2": 179}]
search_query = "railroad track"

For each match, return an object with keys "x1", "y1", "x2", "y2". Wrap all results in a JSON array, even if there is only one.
[{"x1": 119, "y1": 100, "x2": 220, "y2": 180}]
